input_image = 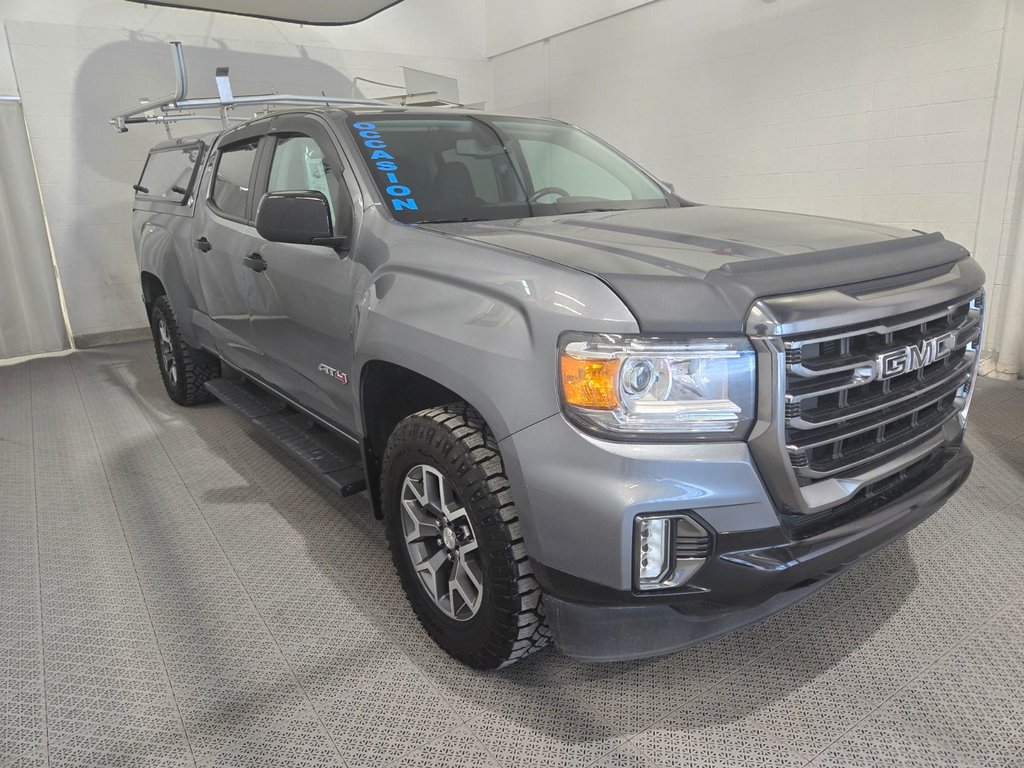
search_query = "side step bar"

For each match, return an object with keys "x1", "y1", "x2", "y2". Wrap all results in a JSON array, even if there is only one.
[{"x1": 205, "y1": 377, "x2": 366, "y2": 497}]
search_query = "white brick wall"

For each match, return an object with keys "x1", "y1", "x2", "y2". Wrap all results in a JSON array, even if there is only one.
[{"x1": 491, "y1": 0, "x2": 1012, "y2": 351}]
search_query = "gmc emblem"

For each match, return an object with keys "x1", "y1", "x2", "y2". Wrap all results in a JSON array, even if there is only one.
[{"x1": 876, "y1": 332, "x2": 956, "y2": 380}]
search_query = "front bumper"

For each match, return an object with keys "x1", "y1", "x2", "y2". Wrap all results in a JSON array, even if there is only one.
[{"x1": 499, "y1": 413, "x2": 972, "y2": 662}]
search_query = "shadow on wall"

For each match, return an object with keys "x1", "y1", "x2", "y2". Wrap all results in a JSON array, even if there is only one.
[
  {"x1": 28, "y1": 35, "x2": 357, "y2": 338},
  {"x1": 75, "y1": 38, "x2": 356, "y2": 182}
]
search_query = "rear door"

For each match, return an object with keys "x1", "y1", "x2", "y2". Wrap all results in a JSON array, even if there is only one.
[
  {"x1": 245, "y1": 114, "x2": 360, "y2": 432},
  {"x1": 192, "y1": 120, "x2": 269, "y2": 373}
]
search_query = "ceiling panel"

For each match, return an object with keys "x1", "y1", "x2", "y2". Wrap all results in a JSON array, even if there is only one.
[{"x1": 124, "y1": 0, "x2": 404, "y2": 26}]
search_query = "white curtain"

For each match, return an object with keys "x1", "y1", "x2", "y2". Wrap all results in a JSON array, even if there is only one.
[{"x1": 0, "y1": 102, "x2": 68, "y2": 359}]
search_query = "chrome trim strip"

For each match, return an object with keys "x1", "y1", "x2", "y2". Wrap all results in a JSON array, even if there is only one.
[
  {"x1": 791, "y1": 411, "x2": 961, "y2": 480},
  {"x1": 785, "y1": 310, "x2": 981, "y2": 379},
  {"x1": 781, "y1": 294, "x2": 980, "y2": 348},
  {"x1": 787, "y1": 358, "x2": 972, "y2": 429},
  {"x1": 799, "y1": 425, "x2": 957, "y2": 512},
  {"x1": 787, "y1": 385, "x2": 963, "y2": 454},
  {"x1": 787, "y1": 347, "x2": 974, "y2": 404}
]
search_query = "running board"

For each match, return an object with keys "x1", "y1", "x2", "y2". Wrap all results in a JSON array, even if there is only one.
[{"x1": 204, "y1": 377, "x2": 366, "y2": 497}]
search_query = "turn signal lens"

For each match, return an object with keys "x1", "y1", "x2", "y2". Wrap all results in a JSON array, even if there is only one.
[{"x1": 560, "y1": 353, "x2": 621, "y2": 410}]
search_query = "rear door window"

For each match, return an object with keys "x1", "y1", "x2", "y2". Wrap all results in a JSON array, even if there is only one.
[
  {"x1": 135, "y1": 145, "x2": 202, "y2": 203},
  {"x1": 210, "y1": 139, "x2": 260, "y2": 221}
]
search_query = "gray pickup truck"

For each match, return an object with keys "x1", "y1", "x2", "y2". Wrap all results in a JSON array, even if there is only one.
[{"x1": 133, "y1": 106, "x2": 983, "y2": 668}]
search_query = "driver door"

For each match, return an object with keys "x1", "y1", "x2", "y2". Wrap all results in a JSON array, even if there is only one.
[{"x1": 245, "y1": 115, "x2": 359, "y2": 432}]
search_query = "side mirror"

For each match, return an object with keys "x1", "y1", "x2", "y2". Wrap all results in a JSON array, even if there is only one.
[
  {"x1": 661, "y1": 180, "x2": 676, "y2": 194},
  {"x1": 255, "y1": 191, "x2": 348, "y2": 249}
]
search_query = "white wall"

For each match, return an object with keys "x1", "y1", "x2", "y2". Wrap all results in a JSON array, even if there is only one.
[
  {"x1": 486, "y1": 0, "x2": 654, "y2": 56},
  {"x1": 490, "y1": 0, "x2": 1020, "y2": 361},
  {"x1": 0, "y1": 0, "x2": 489, "y2": 343}
]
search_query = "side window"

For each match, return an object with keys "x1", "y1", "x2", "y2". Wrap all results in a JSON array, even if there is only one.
[
  {"x1": 135, "y1": 145, "x2": 201, "y2": 203},
  {"x1": 210, "y1": 139, "x2": 259, "y2": 221},
  {"x1": 267, "y1": 134, "x2": 351, "y2": 229}
]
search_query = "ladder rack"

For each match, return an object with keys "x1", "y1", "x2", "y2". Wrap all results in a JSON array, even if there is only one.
[{"x1": 110, "y1": 42, "x2": 429, "y2": 133}]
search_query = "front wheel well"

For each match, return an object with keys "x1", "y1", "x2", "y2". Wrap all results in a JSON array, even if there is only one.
[
  {"x1": 141, "y1": 271, "x2": 166, "y2": 315},
  {"x1": 360, "y1": 361, "x2": 462, "y2": 518}
]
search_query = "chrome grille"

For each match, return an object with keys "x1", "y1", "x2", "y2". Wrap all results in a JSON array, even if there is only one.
[{"x1": 782, "y1": 293, "x2": 982, "y2": 483}]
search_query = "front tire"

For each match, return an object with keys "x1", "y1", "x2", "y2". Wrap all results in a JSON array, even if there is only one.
[
  {"x1": 149, "y1": 295, "x2": 220, "y2": 406},
  {"x1": 382, "y1": 403, "x2": 550, "y2": 669}
]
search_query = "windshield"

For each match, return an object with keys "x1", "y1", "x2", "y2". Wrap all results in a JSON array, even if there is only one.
[{"x1": 346, "y1": 114, "x2": 676, "y2": 224}]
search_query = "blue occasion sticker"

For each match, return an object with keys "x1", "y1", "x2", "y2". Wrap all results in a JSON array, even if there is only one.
[{"x1": 352, "y1": 121, "x2": 418, "y2": 212}]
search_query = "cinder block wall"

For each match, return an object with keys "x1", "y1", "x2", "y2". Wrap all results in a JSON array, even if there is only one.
[{"x1": 490, "y1": 0, "x2": 1020, "y2": 357}]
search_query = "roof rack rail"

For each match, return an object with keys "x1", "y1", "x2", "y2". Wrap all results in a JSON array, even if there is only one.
[{"x1": 110, "y1": 42, "x2": 414, "y2": 133}]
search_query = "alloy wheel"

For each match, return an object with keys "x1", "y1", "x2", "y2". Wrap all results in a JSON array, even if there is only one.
[
  {"x1": 400, "y1": 464, "x2": 484, "y2": 621},
  {"x1": 157, "y1": 318, "x2": 178, "y2": 386}
]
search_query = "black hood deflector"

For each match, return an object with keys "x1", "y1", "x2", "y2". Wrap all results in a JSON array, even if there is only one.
[{"x1": 422, "y1": 207, "x2": 971, "y2": 333}]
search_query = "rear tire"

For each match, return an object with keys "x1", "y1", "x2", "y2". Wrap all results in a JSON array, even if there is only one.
[
  {"x1": 382, "y1": 403, "x2": 550, "y2": 669},
  {"x1": 149, "y1": 295, "x2": 220, "y2": 406}
]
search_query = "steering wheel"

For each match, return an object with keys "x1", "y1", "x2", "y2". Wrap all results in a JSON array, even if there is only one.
[{"x1": 528, "y1": 186, "x2": 570, "y2": 203}]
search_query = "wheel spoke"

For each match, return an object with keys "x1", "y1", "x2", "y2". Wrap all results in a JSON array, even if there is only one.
[
  {"x1": 402, "y1": 499, "x2": 441, "y2": 544},
  {"x1": 444, "y1": 504, "x2": 470, "y2": 526},
  {"x1": 422, "y1": 466, "x2": 444, "y2": 509},
  {"x1": 435, "y1": 470, "x2": 454, "y2": 513},
  {"x1": 402, "y1": 467, "x2": 429, "y2": 506},
  {"x1": 450, "y1": 554, "x2": 482, "y2": 616},
  {"x1": 414, "y1": 548, "x2": 450, "y2": 602}
]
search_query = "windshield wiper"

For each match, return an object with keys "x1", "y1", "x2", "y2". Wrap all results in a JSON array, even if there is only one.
[
  {"x1": 417, "y1": 217, "x2": 489, "y2": 224},
  {"x1": 569, "y1": 207, "x2": 625, "y2": 214}
]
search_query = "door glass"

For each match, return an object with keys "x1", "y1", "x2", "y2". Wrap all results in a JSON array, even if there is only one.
[
  {"x1": 211, "y1": 140, "x2": 259, "y2": 220},
  {"x1": 268, "y1": 135, "x2": 348, "y2": 226}
]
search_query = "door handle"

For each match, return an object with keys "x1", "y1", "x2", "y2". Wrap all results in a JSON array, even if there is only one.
[
  {"x1": 194, "y1": 237, "x2": 212, "y2": 252},
  {"x1": 242, "y1": 254, "x2": 267, "y2": 273}
]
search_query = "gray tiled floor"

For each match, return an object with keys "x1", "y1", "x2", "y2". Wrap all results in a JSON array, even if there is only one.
[{"x1": 2, "y1": 341, "x2": 1023, "y2": 768}]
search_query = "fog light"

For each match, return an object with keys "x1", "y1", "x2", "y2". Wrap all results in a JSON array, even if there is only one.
[
  {"x1": 636, "y1": 517, "x2": 671, "y2": 584},
  {"x1": 634, "y1": 514, "x2": 710, "y2": 591}
]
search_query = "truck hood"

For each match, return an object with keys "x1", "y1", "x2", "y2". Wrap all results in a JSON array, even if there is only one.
[
  {"x1": 421, "y1": 206, "x2": 972, "y2": 333},
  {"x1": 421, "y1": 206, "x2": 914, "y2": 279}
]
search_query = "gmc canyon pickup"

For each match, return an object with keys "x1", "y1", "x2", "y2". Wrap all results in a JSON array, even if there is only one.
[{"x1": 132, "y1": 107, "x2": 983, "y2": 668}]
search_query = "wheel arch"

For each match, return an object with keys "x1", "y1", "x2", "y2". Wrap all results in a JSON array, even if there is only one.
[
  {"x1": 140, "y1": 271, "x2": 166, "y2": 317},
  {"x1": 358, "y1": 359, "x2": 473, "y2": 519}
]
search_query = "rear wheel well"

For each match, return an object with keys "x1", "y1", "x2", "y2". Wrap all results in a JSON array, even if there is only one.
[
  {"x1": 141, "y1": 271, "x2": 166, "y2": 316},
  {"x1": 360, "y1": 361, "x2": 462, "y2": 518}
]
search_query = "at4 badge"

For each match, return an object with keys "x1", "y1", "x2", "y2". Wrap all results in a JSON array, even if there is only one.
[{"x1": 318, "y1": 363, "x2": 348, "y2": 384}]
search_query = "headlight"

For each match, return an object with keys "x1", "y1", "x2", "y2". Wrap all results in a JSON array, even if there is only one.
[{"x1": 559, "y1": 334, "x2": 756, "y2": 440}]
